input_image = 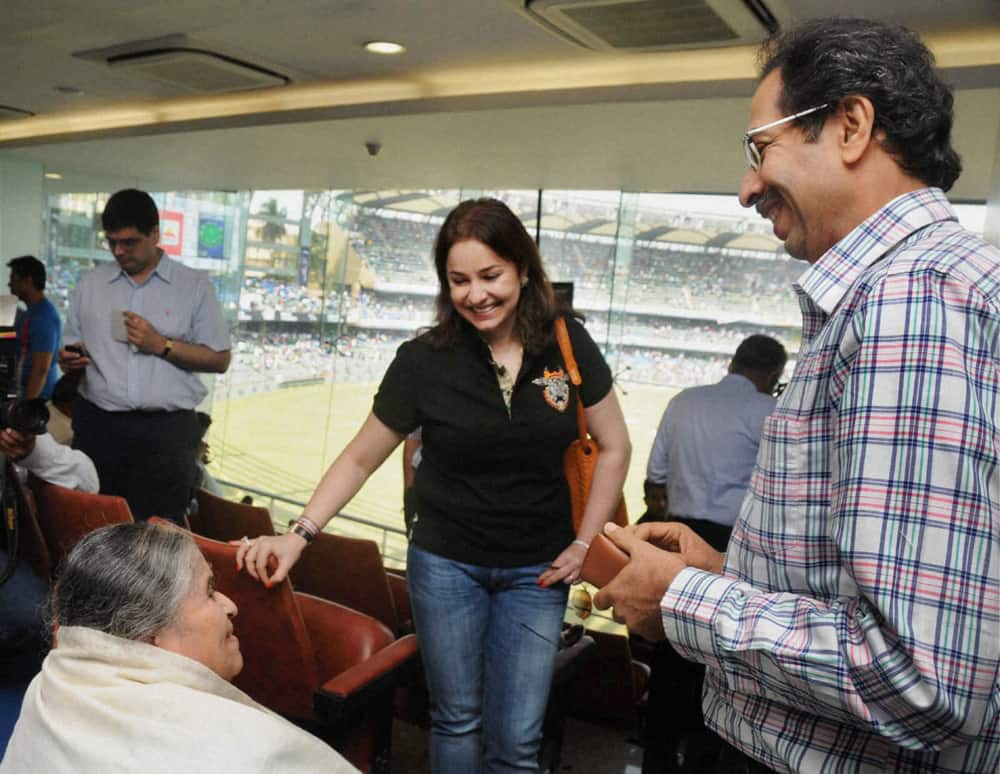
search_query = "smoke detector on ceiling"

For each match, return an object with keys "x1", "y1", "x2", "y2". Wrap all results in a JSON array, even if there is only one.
[{"x1": 514, "y1": 0, "x2": 786, "y2": 52}]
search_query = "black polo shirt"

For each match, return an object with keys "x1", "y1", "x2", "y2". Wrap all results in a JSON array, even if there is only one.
[{"x1": 373, "y1": 316, "x2": 613, "y2": 567}]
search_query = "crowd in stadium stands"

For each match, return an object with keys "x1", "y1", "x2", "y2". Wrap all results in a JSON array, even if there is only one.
[
  {"x1": 216, "y1": 325, "x2": 745, "y2": 395},
  {"x1": 627, "y1": 245, "x2": 802, "y2": 319},
  {"x1": 540, "y1": 234, "x2": 617, "y2": 295},
  {"x1": 346, "y1": 290, "x2": 434, "y2": 326},
  {"x1": 616, "y1": 346, "x2": 729, "y2": 387},
  {"x1": 350, "y1": 211, "x2": 439, "y2": 284},
  {"x1": 240, "y1": 278, "x2": 325, "y2": 321},
  {"x1": 216, "y1": 330, "x2": 411, "y2": 395},
  {"x1": 585, "y1": 312, "x2": 800, "y2": 354},
  {"x1": 237, "y1": 280, "x2": 435, "y2": 327}
]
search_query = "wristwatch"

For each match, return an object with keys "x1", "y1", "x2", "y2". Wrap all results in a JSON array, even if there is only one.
[{"x1": 159, "y1": 338, "x2": 174, "y2": 358}]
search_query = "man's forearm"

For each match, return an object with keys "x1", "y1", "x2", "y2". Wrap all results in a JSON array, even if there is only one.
[{"x1": 162, "y1": 340, "x2": 231, "y2": 373}]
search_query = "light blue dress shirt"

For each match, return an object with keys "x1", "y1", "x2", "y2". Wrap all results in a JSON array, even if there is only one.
[
  {"x1": 64, "y1": 254, "x2": 231, "y2": 412},
  {"x1": 645, "y1": 373, "x2": 775, "y2": 526}
]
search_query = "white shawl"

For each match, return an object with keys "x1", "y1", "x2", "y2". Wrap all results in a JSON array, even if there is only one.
[{"x1": 0, "y1": 626, "x2": 357, "y2": 773}]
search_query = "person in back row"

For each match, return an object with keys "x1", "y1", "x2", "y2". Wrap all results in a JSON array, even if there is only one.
[
  {"x1": 58, "y1": 188, "x2": 231, "y2": 523},
  {"x1": 237, "y1": 198, "x2": 631, "y2": 772},
  {"x1": 644, "y1": 334, "x2": 786, "y2": 547}
]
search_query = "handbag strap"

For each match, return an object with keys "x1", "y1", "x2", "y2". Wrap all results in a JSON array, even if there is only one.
[{"x1": 554, "y1": 317, "x2": 588, "y2": 444}]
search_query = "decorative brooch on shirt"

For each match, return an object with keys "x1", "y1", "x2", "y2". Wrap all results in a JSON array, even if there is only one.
[{"x1": 532, "y1": 368, "x2": 569, "y2": 412}]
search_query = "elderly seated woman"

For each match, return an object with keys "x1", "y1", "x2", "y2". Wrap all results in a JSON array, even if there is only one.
[{"x1": 0, "y1": 522, "x2": 356, "y2": 773}]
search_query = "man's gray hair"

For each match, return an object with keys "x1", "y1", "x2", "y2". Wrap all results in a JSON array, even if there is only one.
[{"x1": 54, "y1": 522, "x2": 199, "y2": 641}]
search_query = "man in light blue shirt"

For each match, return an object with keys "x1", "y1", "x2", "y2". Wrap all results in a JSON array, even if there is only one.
[
  {"x1": 645, "y1": 335, "x2": 786, "y2": 531},
  {"x1": 640, "y1": 333, "x2": 785, "y2": 774},
  {"x1": 58, "y1": 189, "x2": 231, "y2": 522}
]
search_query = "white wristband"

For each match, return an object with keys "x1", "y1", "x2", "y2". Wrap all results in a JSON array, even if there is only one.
[{"x1": 572, "y1": 539, "x2": 590, "y2": 550}]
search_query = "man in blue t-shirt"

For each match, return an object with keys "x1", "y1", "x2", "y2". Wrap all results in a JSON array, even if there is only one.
[{"x1": 8, "y1": 255, "x2": 61, "y2": 399}]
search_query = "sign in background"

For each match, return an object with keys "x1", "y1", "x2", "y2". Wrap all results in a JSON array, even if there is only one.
[
  {"x1": 198, "y1": 216, "x2": 226, "y2": 259},
  {"x1": 159, "y1": 210, "x2": 184, "y2": 256}
]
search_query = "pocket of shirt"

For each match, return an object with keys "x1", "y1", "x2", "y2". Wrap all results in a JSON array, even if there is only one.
[{"x1": 753, "y1": 413, "x2": 810, "y2": 507}]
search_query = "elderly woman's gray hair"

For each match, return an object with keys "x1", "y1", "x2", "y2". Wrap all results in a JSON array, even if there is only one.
[{"x1": 54, "y1": 522, "x2": 199, "y2": 641}]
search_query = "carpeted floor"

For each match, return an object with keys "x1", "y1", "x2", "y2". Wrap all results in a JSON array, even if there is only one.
[{"x1": 390, "y1": 716, "x2": 643, "y2": 773}]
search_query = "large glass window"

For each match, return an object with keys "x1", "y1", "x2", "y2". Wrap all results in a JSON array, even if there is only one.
[{"x1": 44, "y1": 186, "x2": 988, "y2": 570}]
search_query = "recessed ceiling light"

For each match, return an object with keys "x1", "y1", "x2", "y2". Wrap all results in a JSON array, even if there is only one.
[
  {"x1": 363, "y1": 40, "x2": 405, "y2": 55},
  {"x1": 44, "y1": 172, "x2": 63, "y2": 180}
]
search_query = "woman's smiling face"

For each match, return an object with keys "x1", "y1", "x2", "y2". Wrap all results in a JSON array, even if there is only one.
[{"x1": 446, "y1": 238, "x2": 523, "y2": 343}]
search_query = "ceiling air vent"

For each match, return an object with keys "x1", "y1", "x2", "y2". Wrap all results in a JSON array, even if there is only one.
[
  {"x1": 106, "y1": 48, "x2": 289, "y2": 93},
  {"x1": 518, "y1": 0, "x2": 782, "y2": 51}
]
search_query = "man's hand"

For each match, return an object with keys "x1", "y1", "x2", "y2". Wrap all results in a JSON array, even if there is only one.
[
  {"x1": 592, "y1": 523, "x2": 687, "y2": 641},
  {"x1": 123, "y1": 311, "x2": 167, "y2": 355},
  {"x1": 634, "y1": 521, "x2": 725, "y2": 574},
  {"x1": 0, "y1": 428, "x2": 35, "y2": 461},
  {"x1": 58, "y1": 344, "x2": 91, "y2": 372}
]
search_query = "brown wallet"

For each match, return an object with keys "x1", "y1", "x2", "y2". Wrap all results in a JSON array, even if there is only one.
[{"x1": 579, "y1": 533, "x2": 629, "y2": 587}]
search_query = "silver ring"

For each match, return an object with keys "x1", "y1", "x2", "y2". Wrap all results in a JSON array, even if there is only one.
[{"x1": 240, "y1": 536, "x2": 251, "y2": 548}]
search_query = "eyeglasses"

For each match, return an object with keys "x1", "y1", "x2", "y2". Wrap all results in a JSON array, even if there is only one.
[
  {"x1": 743, "y1": 103, "x2": 828, "y2": 171},
  {"x1": 103, "y1": 236, "x2": 143, "y2": 251}
]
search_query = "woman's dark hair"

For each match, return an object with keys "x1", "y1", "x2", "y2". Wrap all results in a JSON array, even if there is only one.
[
  {"x1": 427, "y1": 198, "x2": 556, "y2": 353},
  {"x1": 54, "y1": 522, "x2": 197, "y2": 642},
  {"x1": 759, "y1": 17, "x2": 961, "y2": 191},
  {"x1": 101, "y1": 188, "x2": 160, "y2": 235}
]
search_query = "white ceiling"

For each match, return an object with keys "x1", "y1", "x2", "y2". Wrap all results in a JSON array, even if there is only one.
[{"x1": 2, "y1": 0, "x2": 998, "y2": 197}]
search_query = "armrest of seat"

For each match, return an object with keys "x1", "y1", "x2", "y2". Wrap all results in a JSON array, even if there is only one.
[
  {"x1": 314, "y1": 634, "x2": 419, "y2": 723},
  {"x1": 386, "y1": 572, "x2": 413, "y2": 633},
  {"x1": 296, "y1": 592, "x2": 395, "y2": 675}
]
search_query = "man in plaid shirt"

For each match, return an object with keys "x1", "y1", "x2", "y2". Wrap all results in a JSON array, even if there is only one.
[{"x1": 596, "y1": 18, "x2": 999, "y2": 774}]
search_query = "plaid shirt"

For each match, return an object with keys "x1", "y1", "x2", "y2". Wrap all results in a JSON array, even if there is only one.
[{"x1": 662, "y1": 188, "x2": 999, "y2": 773}]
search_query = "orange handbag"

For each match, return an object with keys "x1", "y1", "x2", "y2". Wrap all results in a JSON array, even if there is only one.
[{"x1": 554, "y1": 317, "x2": 629, "y2": 532}]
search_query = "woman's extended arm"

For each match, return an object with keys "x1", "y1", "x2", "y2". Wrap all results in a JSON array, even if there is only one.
[
  {"x1": 237, "y1": 412, "x2": 404, "y2": 585},
  {"x1": 538, "y1": 388, "x2": 631, "y2": 587}
]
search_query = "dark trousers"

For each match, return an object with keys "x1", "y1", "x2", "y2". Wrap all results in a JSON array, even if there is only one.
[
  {"x1": 642, "y1": 515, "x2": 744, "y2": 773},
  {"x1": 72, "y1": 399, "x2": 200, "y2": 523},
  {"x1": 0, "y1": 551, "x2": 48, "y2": 656}
]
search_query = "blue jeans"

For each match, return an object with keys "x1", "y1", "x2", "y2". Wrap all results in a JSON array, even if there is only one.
[{"x1": 408, "y1": 544, "x2": 569, "y2": 774}]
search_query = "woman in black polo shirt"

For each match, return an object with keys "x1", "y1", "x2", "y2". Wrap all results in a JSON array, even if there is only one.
[{"x1": 238, "y1": 198, "x2": 631, "y2": 772}]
